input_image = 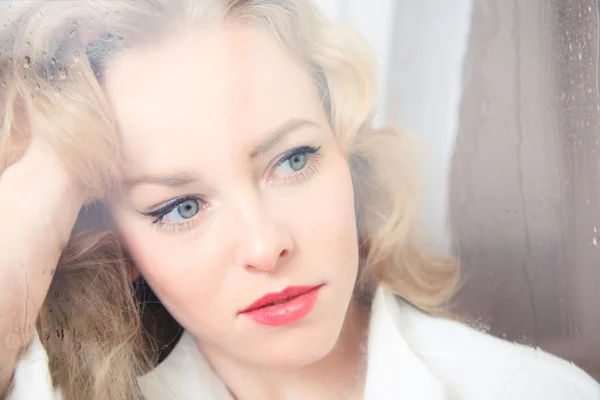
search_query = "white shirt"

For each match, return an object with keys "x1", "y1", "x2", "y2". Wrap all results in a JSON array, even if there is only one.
[{"x1": 9, "y1": 288, "x2": 600, "y2": 399}]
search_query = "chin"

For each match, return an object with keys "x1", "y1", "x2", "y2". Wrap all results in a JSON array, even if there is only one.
[{"x1": 242, "y1": 316, "x2": 344, "y2": 369}]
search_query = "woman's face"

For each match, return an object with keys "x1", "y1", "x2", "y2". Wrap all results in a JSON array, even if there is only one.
[{"x1": 106, "y1": 24, "x2": 359, "y2": 368}]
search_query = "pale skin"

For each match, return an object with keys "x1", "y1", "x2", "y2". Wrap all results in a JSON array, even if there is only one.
[
  {"x1": 0, "y1": 137, "x2": 86, "y2": 396},
  {"x1": 0, "y1": 23, "x2": 368, "y2": 399}
]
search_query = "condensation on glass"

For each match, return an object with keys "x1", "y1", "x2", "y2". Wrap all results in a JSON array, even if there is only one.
[
  {"x1": 450, "y1": 0, "x2": 600, "y2": 379},
  {"x1": 1, "y1": 0, "x2": 598, "y2": 383}
]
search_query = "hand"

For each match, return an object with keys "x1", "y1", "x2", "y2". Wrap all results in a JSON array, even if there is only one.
[{"x1": 0, "y1": 130, "x2": 87, "y2": 396}]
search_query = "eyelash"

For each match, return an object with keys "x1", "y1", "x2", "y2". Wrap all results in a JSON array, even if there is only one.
[
  {"x1": 154, "y1": 219, "x2": 197, "y2": 234},
  {"x1": 140, "y1": 195, "x2": 204, "y2": 233},
  {"x1": 142, "y1": 144, "x2": 323, "y2": 233},
  {"x1": 270, "y1": 145, "x2": 322, "y2": 185}
]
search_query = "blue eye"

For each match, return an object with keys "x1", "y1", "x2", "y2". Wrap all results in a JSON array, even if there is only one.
[
  {"x1": 162, "y1": 198, "x2": 200, "y2": 221},
  {"x1": 139, "y1": 196, "x2": 206, "y2": 233},
  {"x1": 284, "y1": 152, "x2": 307, "y2": 171},
  {"x1": 276, "y1": 147, "x2": 317, "y2": 175}
]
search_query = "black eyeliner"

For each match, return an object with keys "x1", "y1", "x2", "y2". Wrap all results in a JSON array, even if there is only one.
[
  {"x1": 139, "y1": 196, "x2": 197, "y2": 219},
  {"x1": 278, "y1": 145, "x2": 322, "y2": 165}
]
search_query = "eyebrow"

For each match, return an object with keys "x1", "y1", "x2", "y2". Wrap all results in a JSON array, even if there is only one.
[
  {"x1": 124, "y1": 171, "x2": 199, "y2": 190},
  {"x1": 124, "y1": 118, "x2": 318, "y2": 190}
]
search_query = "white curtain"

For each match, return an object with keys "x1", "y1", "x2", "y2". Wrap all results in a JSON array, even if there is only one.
[{"x1": 314, "y1": 0, "x2": 474, "y2": 251}]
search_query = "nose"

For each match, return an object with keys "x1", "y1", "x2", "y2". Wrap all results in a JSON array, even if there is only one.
[{"x1": 232, "y1": 193, "x2": 294, "y2": 273}]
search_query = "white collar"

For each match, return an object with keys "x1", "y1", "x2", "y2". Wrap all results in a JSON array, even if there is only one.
[
  {"x1": 364, "y1": 288, "x2": 446, "y2": 399},
  {"x1": 138, "y1": 287, "x2": 447, "y2": 400}
]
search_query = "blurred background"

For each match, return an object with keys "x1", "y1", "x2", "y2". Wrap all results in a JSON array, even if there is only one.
[{"x1": 317, "y1": 0, "x2": 600, "y2": 379}]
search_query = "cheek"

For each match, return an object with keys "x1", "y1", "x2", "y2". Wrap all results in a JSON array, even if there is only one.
[
  {"x1": 300, "y1": 156, "x2": 358, "y2": 268},
  {"x1": 111, "y1": 214, "x2": 228, "y2": 328}
]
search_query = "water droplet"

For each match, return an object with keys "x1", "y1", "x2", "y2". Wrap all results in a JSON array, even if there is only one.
[
  {"x1": 68, "y1": 28, "x2": 77, "y2": 38},
  {"x1": 23, "y1": 56, "x2": 31, "y2": 69},
  {"x1": 578, "y1": 52, "x2": 583, "y2": 60},
  {"x1": 25, "y1": 41, "x2": 30, "y2": 47},
  {"x1": 58, "y1": 67, "x2": 68, "y2": 80},
  {"x1": 502, "y1": 333, "x2": 507, "y2": 338},
  {"x1": 593, "y1": 226, "x2": 597, "y2": 233},
  {"x1": 50, "y1": 56, "x2": 57, "y2": 64},
  {"x1": 72, "y1": 50, "x2": 81, "y2": 65},
  {"x1": 569, "y1": 43, "x2": 573, "y2": 51},
  {"x1": 593, "y1": 236, "x2": 599, "y2": 246}
]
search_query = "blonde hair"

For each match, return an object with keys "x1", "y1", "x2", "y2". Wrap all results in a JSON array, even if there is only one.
[{"x1": 0, "y1": 1, "x2": 459, "y2": 398}]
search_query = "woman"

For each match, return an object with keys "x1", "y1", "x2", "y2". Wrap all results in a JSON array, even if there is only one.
[{"x1": 0, "y1": 1, "x2": 598, "y2": 399}]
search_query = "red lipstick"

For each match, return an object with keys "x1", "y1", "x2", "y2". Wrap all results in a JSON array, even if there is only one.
[{"x1": 239, "y1": 285, "x2": 323, "y2": 326}]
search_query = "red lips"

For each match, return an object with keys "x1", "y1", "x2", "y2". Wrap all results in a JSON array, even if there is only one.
[{"x1": 239, "y1": 284, "x2": 324, "y2": 326}]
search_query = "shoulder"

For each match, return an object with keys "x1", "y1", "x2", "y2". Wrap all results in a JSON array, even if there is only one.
[{"x1": 393, "y1": 296, "x2": 600, "y2": 400}]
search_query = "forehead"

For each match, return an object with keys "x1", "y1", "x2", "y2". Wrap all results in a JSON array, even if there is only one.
[{"x1": 103, "y1": 24, "x2": 325, "y2": 175}]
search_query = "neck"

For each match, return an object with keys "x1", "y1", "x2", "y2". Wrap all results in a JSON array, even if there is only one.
[{"x1": 201, "y1": 299, "x2": 370, "y2": 400}]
